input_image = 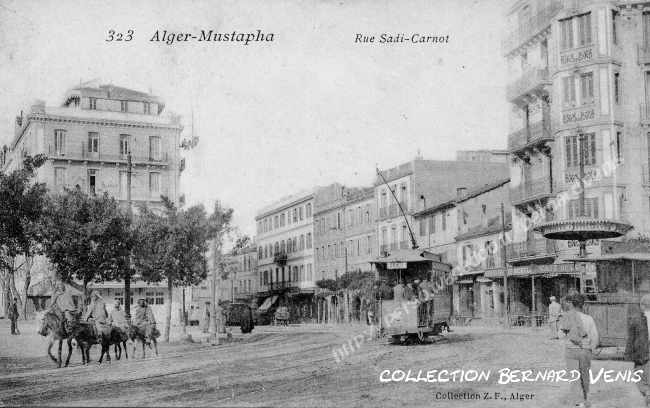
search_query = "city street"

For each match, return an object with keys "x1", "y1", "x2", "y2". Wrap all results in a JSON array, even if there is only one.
[{"x1": 0, "y1": 319, "x2": 645, "y2": 407}]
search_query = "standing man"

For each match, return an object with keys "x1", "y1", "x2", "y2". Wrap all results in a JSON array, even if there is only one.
[
  {"x1": 548, "y1": 296, "x2": 562, "y2": 340},
  {"x1": 393, "y1": 279, "x2": 406, "y2": 303},
  {"x1": 560, "y1": 293, "x2": 599, "y2": 408},
  {"x1": 9, "y1": 297, "x2": 19, "y2": 335}
]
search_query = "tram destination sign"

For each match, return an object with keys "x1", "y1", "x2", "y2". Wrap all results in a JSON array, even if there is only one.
[{"x1": 387, "y1": 261, "x2": 407, "y2": 269}]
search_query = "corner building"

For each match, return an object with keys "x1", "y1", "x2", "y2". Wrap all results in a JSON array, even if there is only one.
[{"x1": 504, "y1": 0, "x2": 650, "y2": 321}]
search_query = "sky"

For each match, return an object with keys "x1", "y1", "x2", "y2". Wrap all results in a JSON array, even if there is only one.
[{"x1": 0, "y1": 0, "x2": 509, "y2": 238}]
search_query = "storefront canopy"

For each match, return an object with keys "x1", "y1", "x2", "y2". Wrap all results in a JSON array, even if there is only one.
[
  {"x1": 562, "y1": 253, "x2": 650, "y2": 262},
  {"x1": 258, "y1": 295, "x2": 279, "y2": 312}
]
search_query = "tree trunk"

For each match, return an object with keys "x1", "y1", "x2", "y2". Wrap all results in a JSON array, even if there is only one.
[
  {"x1": 22, "y1": 256, "x2": 33, "y2": 320},
  {"x1": 164, "y1": 279, "x2": 172, "y2": 342},
  {"x1": 82, "y1": 279, "x2": 89, "y2": 313}
]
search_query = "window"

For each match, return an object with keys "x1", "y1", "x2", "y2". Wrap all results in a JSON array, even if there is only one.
[
  {"x1": 429, "y1": 215, "x2": 435, "y2": 234},
  {"x1": 115, "y1": 290, "x2": 124, "y2": 305},
  {"x1": 560, "y1": 17, "x2": 573, "y2": 50},
  {"x1": 365, "y1": 205, "x2": 371, "y2": 223},
  {"x1": 299, "y1": 206, "x2": 304, "y2": 221},
  {"x1": 612, "y1": 10, "x2": 618, "y2": 45},
  {"x1": 149, "y1": 172, "x2": 160, "y2": 195},
  {"x1": 614, "y1": 72, "x2": 620, "y2": 104},
  {"x1": 87, "y1": 132, "x2": 99, "y2": 153},
  {"x1": 120, "y1": 134, "x2": 130, "y2": 157},
  {"x1": 54, "y1": 167, "x2": 66, "y2": 187},
  {"x1": 120, "y1": 100, "x2": 128, "y2": 113},
  {"x1": 306, "y1": 203, "x2": 312, "y2": 217},
  {"x1": 145, "y1": 291, "x2": 155, "y2": 305},
  {"x1": 565, "y1": 133, "x2": 596, "y2": 167},
  {"x1": 563, "y1": 76, "x2": 576, "y2": 105},
  {"x1": 280, "y1": 213, "x2": 285, "y2": 227},
  {"x1": 419, "y1": 218, "x2": 426, "y2": 236},
  {"x1": 89, "y1": 97, "x2": 97, "y2": 110},
  {"x1": 580, "y1": 72, "x2": 594, "y2": 104},
  {"x1": 367, "y1": 236, "x2": 372, "y2": 254},
  {"x1": 300, "y1": 235, "x2": 305, "y2": 250},
  {"x1": 149, "y1": 136, "x2": 161, "y2": 161},
  {"x1": 306, "y1": 233, "x2": 312, "y2": 249},
  {"x1": 143, "y1": 102, "x2": 151, "y2": 115},
  {"x1": 300, "y1": 265, "x2": 305, "y2": 282},
  {"x1": 307, "y1": 264, "x2": 312, "y2": 281},
  {"x1": 155, "y1": 291, "x2": 164, "y2": 305},
  {"x1": 287, "y1": 210, "x2": 292, "y2": 225},
  {"x1": 274, "y1": 216, "x2": 279, "y2": 229},
  {"x1": 568, "y1": 198, "x2": 599, "y2": 218},
  {"x1": 616, "y1": 131, "x2": 623, "y2": 163},
  {"x1": 577, "y1": 13, "x2": 592, "y2": 46},
  {"x1": 54, "y1": 129, "x2": 66, "y2": 155},
  {"x1": 88, "y1": 169, "x2": 97, "y2": 195},
  {"x1": 442, "y1": 211, "x2": 447, "y2": 231},
  {"x1": 293, "y1": 208, "x2": 298, "y2": 222}
]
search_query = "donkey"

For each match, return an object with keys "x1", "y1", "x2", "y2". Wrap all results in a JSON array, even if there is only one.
[
  {"x1": 127, "y1": 324, "x2": 159, "y2": 358},
  {"x1": 110, "y1": 326, "x2": 129, "y2": 360},
  {"x1": 38, "y1": 310, "x2": 73, "y2": 368}
]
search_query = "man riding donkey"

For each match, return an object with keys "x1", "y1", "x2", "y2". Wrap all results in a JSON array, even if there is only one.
[
  {"x1": 84, "y1": 290, "x2": 111, "y2": 343},
  {"x1": 130, "y1": 298, "x2": 160, "y2": 356},
  {"x1": 48, "y1": 281, "x2": 78, "y2": 333}
]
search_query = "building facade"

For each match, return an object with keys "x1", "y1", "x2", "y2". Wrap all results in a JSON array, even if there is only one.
[
  {"x1": 255, "y1": 190, "x2": 315, "y2": 319},
  {"x1": 1, "y1": 83, "x2": 185, "y2": 318},
  {"x1": 3, "y1": 83, "x2": 183, "y2": 210},
  {"x1": 232, "y1": 245, "x2": 259, "y2": 303},
  {"x1": 501, "y1": 0, "x2": 650, "y2": 321},
  {"x1": 313, "y1": 184, "x2": 376, "y2": 281},
  {"x1": 375, "y1": 159, "x2": 509, "y2": 257},
  {"x1": 456, "y1": 149, "x2": 510, "y2": 163}
]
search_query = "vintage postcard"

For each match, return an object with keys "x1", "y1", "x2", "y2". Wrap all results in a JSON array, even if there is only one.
[{"x1": 1, "y1": 0, "x2": 649, "y2": 407}]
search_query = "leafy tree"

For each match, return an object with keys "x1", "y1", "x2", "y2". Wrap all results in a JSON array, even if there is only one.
[
  {"x1": 134, "y1": 198, "x2": 233, "y2": 342},
  {"x1": 0, "y1": 155, "x2": 47, "y2": 317},
  {"x1": 39, "y1": 188, "x2": 133, "y2": 305},
  {"x1": 232, "y1": 234, "x2": 252, "y2": 255}
]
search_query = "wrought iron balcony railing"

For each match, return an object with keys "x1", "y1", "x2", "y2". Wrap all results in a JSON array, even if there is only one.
[
  {"x1": 506, "y1": 238, "x2": 557, "y2": 262},
  {"x1": 506, "y1": 67, "x2": 550, "y2": 102},
  {"x1": 507, "y1": 120, "x2": 553, "y2": 153},
  {"x1": 510, "y1": 176, "x2": 553, "y2": 205},
  {"x1": 502, "y1": 1, "x2": 562, "y2": 55}
]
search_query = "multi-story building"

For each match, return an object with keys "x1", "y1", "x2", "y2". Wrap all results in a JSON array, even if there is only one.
[
  {"x1": 375, "y1": 159, "x2": 509, "y2": 257},
  {"x1": 255, "y1": 190, "x2": 315, "y2": 319},
  {"x1": 3, "y1": 83, "x2": 183, "y2": 210},
  {"x1": 313, "y1": 184, "x2": 376, "y2": 281},
  {"x1": 1, "y1": 83, "x2": 185, "y2": 321},
  {"x1": 452, "y1": 179, "x2": 511, "y2": 323},
  {"x1": 232, "y1": 245, "x2": 258, "y2": 303},
  {"x1": 501, "y1": 0, "x2": 650, "y2": 320},
  {"x1": 456, "y1": 150, "x2": 510, "y2": 163}
]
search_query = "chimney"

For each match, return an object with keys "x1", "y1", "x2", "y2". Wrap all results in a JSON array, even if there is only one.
[{"x1": 456, "y1": 187, "x2": 467, "y2": 198}]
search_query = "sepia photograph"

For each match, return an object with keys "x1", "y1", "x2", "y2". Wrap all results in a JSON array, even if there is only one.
[{"x1": 1, "y1": 0, "x2": 650, "y2": 407}]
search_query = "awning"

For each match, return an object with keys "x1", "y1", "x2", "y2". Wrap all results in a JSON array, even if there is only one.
[
  {"x1": 457, "y1": 279, "x2": 474, "y2": 284},
  {"x1": 258, "y1": 295, "x2": 279, "y2": 311},
  {"x1": 477, "y1": 277, "x2": 493, "y2": 283},
  {"x1": 455, "y1": 269, "x2": 484, "y2": 277},
  {"x1": 371, "y1": 249, "x2": 441, "y2": 264}
]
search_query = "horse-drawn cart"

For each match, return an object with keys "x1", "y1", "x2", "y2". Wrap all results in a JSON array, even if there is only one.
[{"x1": 274, "y1": 306, "x2": 290, "y2": 326}]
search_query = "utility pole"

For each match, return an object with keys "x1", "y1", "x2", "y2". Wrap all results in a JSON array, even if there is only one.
[
  {"x1": 500, "y1": 202, "x2": 509, "y2": 329},
  {"x1": 209, "y1": 238, "x2": 220, "y2": 345},
  {"x1": 124, "y1": 151, "x2": 133, "y2": 320}
]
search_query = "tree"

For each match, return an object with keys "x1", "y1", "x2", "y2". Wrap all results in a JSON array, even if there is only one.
[
  {"x1": 232, "y1": 234, "x2": 252, "y2": 255},
  {"x1": 134, "y1": 198, "x2": 232, "y2": 342},
  {"x1": 39, "y1": 188, "x2": 133, "y2": 305},
  {"x1": 0, "y1": 155, "x2": 47, "y2": 317}
]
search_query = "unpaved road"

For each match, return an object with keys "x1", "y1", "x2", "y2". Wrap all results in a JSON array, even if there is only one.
[{"x1": 0, "y1": 322, "x2": 646, "y2": 407}]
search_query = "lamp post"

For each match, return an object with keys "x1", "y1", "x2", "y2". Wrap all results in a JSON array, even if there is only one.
[{"x1": 124, "y1": 151, "x2": 133, "y2": 321}]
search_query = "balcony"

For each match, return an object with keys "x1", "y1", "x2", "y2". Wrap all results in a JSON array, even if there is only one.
[
  {"x1": 508, "y1": 120, "x2": 553, "y2": 157},
  {"x1": 506, "y1": 238, "x2": 557, "y2": 263},
  {"x1": 273, "y1": 251, "x2": 288, "y2": 266},
  {"x1": 506, "y1": 68, "x2": 550, "y2": 102},
  {"x1": 48, "y1": 143, "x2": 170, "y2": 166},
  {"x1": 502, "y1": 1, "x2": 562, "y2": 55},
  {"x1": 510, "y1": 176, "x2": 553, "y2": 206}
]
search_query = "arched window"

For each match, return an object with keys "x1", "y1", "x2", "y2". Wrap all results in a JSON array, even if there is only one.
[
  {"x1": 300, "y1": 235, "x2": 305, "y2": 250},
  {"x1": 281, "y1": 240, "x2": 286, "y2": 253},
  {"x1": 292, "y1": 238, "x2": 297, "y2": 252},
  {"x1": 274, "y1": 242, "x2": 279, "y2": 254},
  {"x1": 306, "y1": 233, "x2": 312, "y2": 248},
  {"x1": 263, "y1": 270, "x2": 268, "y2": 285}
]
